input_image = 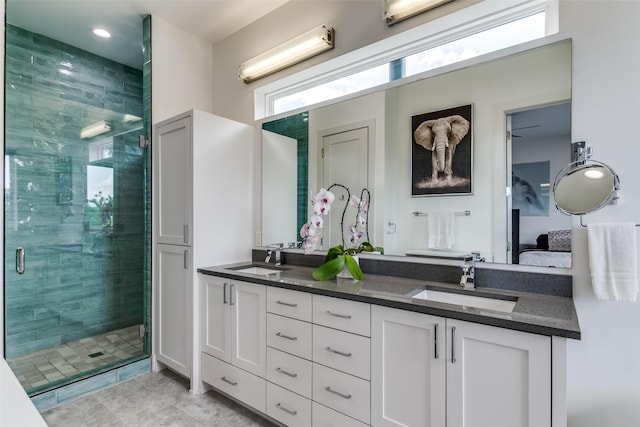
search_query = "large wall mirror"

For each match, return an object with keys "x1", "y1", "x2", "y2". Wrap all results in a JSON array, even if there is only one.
[{"x1": 261, "y1": 39, "x2": 572, "y2": 269}]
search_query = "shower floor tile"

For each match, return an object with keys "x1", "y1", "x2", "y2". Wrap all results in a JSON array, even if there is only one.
[{"x1": 6, "y1": 326, "x2": 143, "y2": 393}]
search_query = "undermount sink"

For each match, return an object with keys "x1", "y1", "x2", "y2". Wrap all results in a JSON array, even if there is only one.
[
  {"x1": 227, "y1": 265, "x2": 287, "y2": 275},
  {"x1": 406, "y1": 287, "x2": 518, "y2": 313}
]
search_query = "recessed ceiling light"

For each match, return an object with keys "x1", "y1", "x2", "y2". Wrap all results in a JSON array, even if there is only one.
[{"x1": 92, "y1": 27, "x2": 111, "y2": 39}]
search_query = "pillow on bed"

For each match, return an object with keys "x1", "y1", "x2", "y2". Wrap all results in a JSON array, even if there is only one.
[
  {"x1": 536, "y1": 234, "x2": 549, "y2": 250},
  {"x1": 548, "y1": 229, "x2": 571, "y2": 252}
]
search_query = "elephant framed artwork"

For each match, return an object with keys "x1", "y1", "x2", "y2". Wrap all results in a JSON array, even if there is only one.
[{"x1": 412, "y1": 104, "x2": 473, "y2": 196}]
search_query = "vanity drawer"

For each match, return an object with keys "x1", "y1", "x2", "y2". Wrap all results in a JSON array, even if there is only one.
[
  {"x1": 267, "y1": 313, "x2": 312, "y2": 359},
  {"x1": 201, "y1": 352, "x2": 265, "y2": 413},
  {"x1": 267, "y1": 287, "x2": 312, "y2": 322},
  {"x1": 313, "y1": 295, "x2": 370, "y2": 337},
  {"x1": 266, "y1": 382, "x2": 312, "y2": 427},
  {"x1": 312, "y1": 363, "x2": 370, "y2": 424},
  {"x1": 266, "y1": 347, "x2": 312, "y2": 398},
  {"x1": 312, "y1": 325, "x2": 370, "y2": 380},
  {"x1": 312, "y1": 402, "x2": 369, "y2": 427}
]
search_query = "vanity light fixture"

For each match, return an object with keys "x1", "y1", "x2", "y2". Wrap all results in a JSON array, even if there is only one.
[
  {"x1": 91, "y1": 27, "x2": 112, "y2": 39},
  {"x1": 81, "y1": 120, "x2": 111, "y2": 139},
  {"x1": 239, "y1": 25, "x2": 334, "y2": 83},
  {"x1": 384, "y1": 0, "x2": 454, "y2": 25}
]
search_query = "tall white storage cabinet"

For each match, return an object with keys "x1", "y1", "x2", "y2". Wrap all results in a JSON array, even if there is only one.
[{"x1": 152, "y1": 110, "x2": 254, "y2": 390}]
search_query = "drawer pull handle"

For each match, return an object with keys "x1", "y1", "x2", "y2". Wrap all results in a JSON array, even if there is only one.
[
  {"x1": 275, "y1": 367, "x2": 298, "y2": 378},
  {"x1": 276, "y1": 332, "x2": 298, "y2": 341},
  {"x1": 276, "y1": 403, "x2": 298, "y2": 416},
  {"x1": 326, "y1": 310, "x2": 351, "y2": 319},
  {"x1": 276, "y1": 300, "x2": 298, "y2": 307},
  {"x1": 221, "y1": 376, "x2": 237, "y2": 386},
  {"x1": 325, "y1": 347, "x2": 352, "y2": 357},
  {"x1": 325, "y1": 386, "x2": 352, "y2": 400}
]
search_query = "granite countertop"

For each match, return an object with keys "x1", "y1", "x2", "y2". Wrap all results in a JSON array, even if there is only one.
[{"x1": 198, "y1": 262, "x2": 581, "y2": 340}]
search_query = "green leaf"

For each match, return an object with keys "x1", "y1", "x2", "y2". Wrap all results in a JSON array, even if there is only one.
[
  {"x1": 325, "y1": 245, "x2": 345, "y2": 263},
  {"x1": 360, "y1": 242, "x2": 375, "y2": 252},
  {"x1": 345, "y1": 254, "x2": 364, "y2": 281},
  {"x1": 375, "y1": 246, "x2": 385, "y2": 255},
  {"x1": 312, "y1": 254, "x2": 345, "y2": 281}
]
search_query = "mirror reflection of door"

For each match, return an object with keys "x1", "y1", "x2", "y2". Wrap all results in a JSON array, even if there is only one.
[
  {"x1": 321, "y1": 126, "x2": 369, "y2": 249},
  {"x1": 507, "y1": 102, "x2": 572, "y2": 268}
]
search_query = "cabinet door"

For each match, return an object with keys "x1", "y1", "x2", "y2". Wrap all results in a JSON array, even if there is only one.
[
  {"x1": 155, "y1": 116, "x2": 191, "y2": 245},
  {"x1": 371, "y1": 305, "x2": 446, "y2": 427},
  {"x1": 202, "y1": 275, "x2": 231, "y2": 363},
  {"x1": 447, "y1": 319, "x2": 551, "y2": 427},
  {"x1": 156, "y1": 244, "x2": 191, "y2": 377},
  {"x1": 231, "y1": 281, "x2": 266, "y2": 377}
]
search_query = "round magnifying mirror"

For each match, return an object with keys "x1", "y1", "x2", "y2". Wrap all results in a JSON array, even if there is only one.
[{"x1": 553, "y1": 160, "x2": 619, "y2": 215}]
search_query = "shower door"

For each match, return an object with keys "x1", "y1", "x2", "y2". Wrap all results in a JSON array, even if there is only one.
[{"x1": 4, "y1": 23, "x2": 149, "y2": 395}]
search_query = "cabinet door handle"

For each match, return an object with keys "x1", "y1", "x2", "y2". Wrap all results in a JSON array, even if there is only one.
[
  {"x1": 276, "y1": 403, "x2": 298, "y2": 416},
  {"x1": 16, "y1": 247, "x2": 25, "y2": 275},
  {"x1": 223, "y1": 283, "x2": 228, "y2": 304},
  {"x1": 325, "y1": 347, "x2": 352, "y2": 357},
  {"x1": 451, "y1": 326, "x2": 456, "y2": 364},
  {"x1": 326, "y1": 310, "x2": 351, "y2": 319},
  {"x1": 276, "y1": 300, "x2": 298, "y2": 307},
  {"x1": 183, "y1": 250, "x2": 189, "y2": 269},
  {"x1": 230, "y1": 284, "x2": 235, "y2": 306},
  {"x1": 275, "y1": 367, "x2": 298, "y2": 378},
  {"x1": 183, "y1": 224, "x2": 189, "y2": 244},
  {"x1": 434, "y1": 323, "x2": 439, "y2": 359},
  {"x1": 325, "y1": 386, "x2": 352, "y2": 400},
  {"x1": 221, "y1": 376, "x2": 237, "y2": 386},
  {"x1": 276, "y1": 332, "x2": 298, "y2": 341}
]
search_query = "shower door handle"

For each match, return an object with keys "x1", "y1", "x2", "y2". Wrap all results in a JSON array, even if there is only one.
[{"x1": 16, "y1": 247, "x2": 25, "y2": 275}]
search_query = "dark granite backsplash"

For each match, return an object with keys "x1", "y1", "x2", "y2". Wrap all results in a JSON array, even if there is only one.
[{"x1": 253, "y1": 249, "x2": 573, "y2": 298}]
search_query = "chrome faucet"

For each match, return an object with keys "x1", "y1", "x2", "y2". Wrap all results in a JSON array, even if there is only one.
[
  {"x1": 460, "y1": 254, "x2": 478, "y2": 290},
  {"x1": 265, "y1": 244, "x2": 283, "y2": 266}
]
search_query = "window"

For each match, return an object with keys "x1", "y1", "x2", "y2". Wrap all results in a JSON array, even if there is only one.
[{"x1": 257, "y1": 1, "x2": 557, "y2": 119}]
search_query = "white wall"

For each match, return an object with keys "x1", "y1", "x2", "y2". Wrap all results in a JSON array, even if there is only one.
[
  {"x1": 151, "y1": 16, "x2": 215, "y2": 123},
  {"x1": 559, "y1": 1, "x2": 640, "y2": 425}
]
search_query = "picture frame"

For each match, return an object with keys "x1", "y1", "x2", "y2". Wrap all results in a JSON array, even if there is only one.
[{"x1": 411, "y1": 104, "x2": 473, "y2": 196}]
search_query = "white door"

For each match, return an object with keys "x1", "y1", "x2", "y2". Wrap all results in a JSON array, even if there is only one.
[
  {"x1": 202, "y1": 275, "x2": 231, "y2": 363},
  {"x1": 262, "y1": 130, "x2": 298, "y2": 246},
  {"x1": 322, "y1": 126, "x2": 369, "y2": 249},
  {"x1": 156, "y1": 244, "x2": 191, "y2": 377},
  {"x1": 231, "y1": 281, "x2": 266, "y2": 377},
  {"x1": 371, "y1": 305, "x2": 446, "y2": 427},
  {"x1": 447, "y1": 319, "x2": 551, "y2": 427},
  {"x1": 155, "y1": 117, "x2": 192, "y2": 245}
]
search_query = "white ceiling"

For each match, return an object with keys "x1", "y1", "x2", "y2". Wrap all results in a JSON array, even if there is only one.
[
  {"x1": 7, "y1": 0, "x2": 290, "y2": 69},
  {"x1": 510, "y1": 102, "x2": 571, "y2": 141}
]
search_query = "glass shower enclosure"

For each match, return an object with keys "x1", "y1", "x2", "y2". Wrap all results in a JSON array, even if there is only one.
[{"x1": 4, "y1": 22, "x2": 150, "y2": 395}]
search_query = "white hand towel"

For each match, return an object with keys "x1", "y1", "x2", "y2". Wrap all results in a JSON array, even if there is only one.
[
  {"x1": 428, "y1": 212, "x2": 455, "y2": 250},
  {"x1": 587, "y1": 222, "x2": 638, "y2": 301}
]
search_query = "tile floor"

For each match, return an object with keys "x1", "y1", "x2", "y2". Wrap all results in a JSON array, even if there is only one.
[
  {"x1": 42, "y1": 369, "x2": 278, "y2": 427},
  {"x1": 7, "y1": 325, "x2": 143, "y2": 393}
]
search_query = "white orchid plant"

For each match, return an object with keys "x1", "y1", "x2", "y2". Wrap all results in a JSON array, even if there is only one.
[{"x1": 300, "y1": 184, "x2": 383, "y2": 281}]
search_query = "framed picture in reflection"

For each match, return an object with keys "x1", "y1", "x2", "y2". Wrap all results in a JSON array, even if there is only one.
[{"x1": 411, "y1": 104, "x2": 473, "y2": 196}]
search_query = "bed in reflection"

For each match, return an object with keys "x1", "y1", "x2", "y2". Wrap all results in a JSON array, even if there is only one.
[{"x1": 518, "y1": 230, "x2": 572, "y2": 268}]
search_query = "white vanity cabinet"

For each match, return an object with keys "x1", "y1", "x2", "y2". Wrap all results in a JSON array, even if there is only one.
[
  {"x1": 200, "y1": 275, "x2": 266, "y2": 411},
  {"x1": 446, "y1": 318, "x2": 551, "y2": 427},
  {"x1": 371, "y1": 305, "x2": 446, "y2": 427},
  {"x1": 371, "y1": 305, "x2": 552, "y2": 427},
  {"x1": 152, "y1": 110, "x2": 253, "y2": 385}
]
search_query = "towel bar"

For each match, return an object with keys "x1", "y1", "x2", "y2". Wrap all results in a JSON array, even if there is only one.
[
  {"x1": 579, "y1": 215, "x2": 640, "y2": 227},
  {"x1": 413, "y1": 210, "x2": 471, "y2": 217}
]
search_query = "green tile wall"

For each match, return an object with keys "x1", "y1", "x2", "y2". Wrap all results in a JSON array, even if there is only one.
[
  {"x1": 262, "y1": 112, "x2": 309, "y2": 238},
  {"x1": 4, "y1": 24, "x2": 149, "y2": 358}
]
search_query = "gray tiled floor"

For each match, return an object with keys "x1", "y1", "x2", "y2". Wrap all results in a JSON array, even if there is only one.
[
  {"x1": 7, "y1": 326, "x2": 143, "y2": 392},
  {"x1": 42, "y1": 369, "x2": 278, "y2": 427}
]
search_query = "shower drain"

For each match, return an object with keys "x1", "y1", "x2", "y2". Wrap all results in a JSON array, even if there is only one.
[{"x1": 88, "y1": 351, "x2": 104, "y2": 358}]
